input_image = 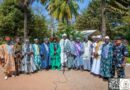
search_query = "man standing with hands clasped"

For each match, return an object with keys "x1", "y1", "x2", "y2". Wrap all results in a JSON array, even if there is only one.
[
  {"x1": 112, "y1": 37, "x2": 128, "y2": 78},
  {"x1": 59, "y1": 34, "x2": 70, "y2": 70}
]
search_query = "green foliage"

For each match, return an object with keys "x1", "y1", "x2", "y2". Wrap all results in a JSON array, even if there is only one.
[
  {"x1": 76, "y1": 0, "x2": 101, "y2": 30},
  {"x1": 0, "y1": 0, "x2": 24, "y2": 37},
  {"x1": 56, "y1": 22, "x2": 83, "y2": 40},
  {"x1": 0, "y1": 0, "x2": 49, "y2": 40},
  {"x1": 76, "y1": 0, "x2": 130, "y2": 40},
  {"x1": 41, "y1": 0, "x2": 80, "y2": 24},
  {"x1": 127, "y1": 58, "x2": 130, "y2": 63},
  {"x1": 127, "y1": 45, "x2": 130, "y2": 57},
  {"x1": 107, "y1": 0, "x2": 130, "y2": 15},
  {"x1": 28, "y1": 14, "x2": 49, "y2": 41}
]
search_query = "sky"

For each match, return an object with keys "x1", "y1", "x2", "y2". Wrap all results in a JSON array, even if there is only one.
[{"x1": 32, "y1": 0, "x2": 90, "y2": 20}]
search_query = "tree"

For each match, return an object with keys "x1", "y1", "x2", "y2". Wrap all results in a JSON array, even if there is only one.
[
  {"x1": 107, "y1": 0, "x2": 130, "y2": 15},
  {"x1": 28, "y1": 14, "x2": 49, "y2": 41},
  {"x1": 101, "y1": 0, "x2": 106, "y2": 38},
  {"x1": 16, "y1": 0, "x2": 35, "y2": 41},
  {"x1": 56, "y1": 22, "x2": 82, "y2": 39},
  {"x1": 0, "y1": 0, "x2": 48, "y2": 41},
  {"x1": 76, "y1": 0, "x2": 101, "y2": 30},
  {"x1": 41, "y1": 0, "x2": 81, "y2": 25},
  {"x1": 0, "y1": 0, "x2": 24, "y2": 37},
  {"x1": 76, "y1": 0, "x2": 130, "y2": 39}
]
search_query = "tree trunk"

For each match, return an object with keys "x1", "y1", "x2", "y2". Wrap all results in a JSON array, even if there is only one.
[
  {"x1": 66, "y1": 17, "x2": 69, "y2": 26},
  {"x1": 24, "y1": 8, "x2": 28, "y2": 42},
  {"x1": 51, "y1": 16, "x2": 54, "y2": 37},
  {"x1": 101, "y1": 0, "x2": 106, "y2": 38}
]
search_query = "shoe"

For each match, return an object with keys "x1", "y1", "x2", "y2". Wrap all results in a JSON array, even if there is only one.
[{"x1": 4, "y1": 76, "x2": 8, "y2": 80}]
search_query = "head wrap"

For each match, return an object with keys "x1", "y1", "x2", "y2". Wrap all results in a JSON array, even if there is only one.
[{"x1": 5, "y1": 36, "x2": 11, "y2": 41}]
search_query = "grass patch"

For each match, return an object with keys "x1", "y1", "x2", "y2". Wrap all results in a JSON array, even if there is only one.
[{"x1": 127, "y1": 57, "x2": 130, "y2": 63}]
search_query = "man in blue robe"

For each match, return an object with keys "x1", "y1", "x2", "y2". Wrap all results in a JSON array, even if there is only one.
[
  {"x1": 40, "y1": 38, "x2": 50, "y2": 70},
  {"x1": 112, "y1": 37, "x2": 128, "y2": 78}
]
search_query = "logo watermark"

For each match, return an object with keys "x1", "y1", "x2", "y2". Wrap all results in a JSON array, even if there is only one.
[{"x1": 109, "y1": 78, "x2": 130, "y2": 90}]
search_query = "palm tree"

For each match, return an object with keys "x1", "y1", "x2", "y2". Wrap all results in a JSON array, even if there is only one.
[
  {"x1": 107, "y1": 0, "x2": 130, "y2": 15},
  {"x1": 99, "y1": 0, "x2": 130, "y2": 38},
  {"x1": 106, "y1": 0, "x2": 130, "y2": 37},
  {"x1": 41, "y1": 0, "x2": 81, "y2": 25}
]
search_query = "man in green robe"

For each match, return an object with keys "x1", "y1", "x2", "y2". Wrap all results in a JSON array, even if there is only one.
[
  {"x1": 50, "y1": 37, "x2": 61, "y2": 70},
  {"x1": 32, "y1": 38, "x2": 41, "y2": 70}
]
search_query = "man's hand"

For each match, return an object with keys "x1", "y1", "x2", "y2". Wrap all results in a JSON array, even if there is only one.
[{"x1": 94, "y1": 53, "x2": 99, "y2": 58}]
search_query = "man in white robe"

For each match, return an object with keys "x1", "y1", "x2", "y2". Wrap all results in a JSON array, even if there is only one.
[
  {"x1": 91, "y1": 35, "x2": 103, "y2": 75},
  {"x1": 90, "y1": 36, "x2": 97, "y2": 69},
  {"x1": 59, "y1": 34, "x2": 70, "y2": 70},
  {"x1": 82, "y1": 37, "x2": 92, "y2": 71}
]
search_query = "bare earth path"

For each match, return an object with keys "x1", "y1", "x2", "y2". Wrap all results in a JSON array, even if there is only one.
[{"x1": 0, "y1": 66, "x2": 130, "y2": 90}]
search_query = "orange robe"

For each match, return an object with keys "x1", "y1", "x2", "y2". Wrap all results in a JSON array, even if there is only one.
[
  {"x1": 0, "y1": 45, "x2": 5, "y2": 67},
  {"x1": 2, "y1": 44, "x2": 15, "y2": 75}
]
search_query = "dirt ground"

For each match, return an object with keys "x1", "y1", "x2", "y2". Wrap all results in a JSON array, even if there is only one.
[{"x1": 0, "y1": 66, "x2": 130, "y2": 90}]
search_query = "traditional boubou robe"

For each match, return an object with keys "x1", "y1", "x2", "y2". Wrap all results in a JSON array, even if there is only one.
[
  {"x1": 21, "y1": 43, "x2": 37, "y2": 73},
  {"x1": 50, "y1": 42, "x2": 61, "y2": 70},
  {"x1": 14, "y1": 43, "x2": 22, "y2": 75},
  {"x1": 59, "y1": 39, "x2": 70, "y2": 67},
  {"x1": 40, "y1": 43, "x2": 50, "y2": 69},
  {"x1": 0, "y1": 45, "x2": 5, "y2": 66},
  {"x1": 73, "y1": 42, "x2": 84, "y2": 69},
  {"x1": 112, "y1": 43, "x2": 128, "y2": 78},
  {"x1": 82, "y1": 40, "x2": 92, "y2": 70},
  {"x1": 32, "y1": 43, "x2": 41, "y2": 70},
  {"x1": 100, "y1": 42, "x2": 113, "y2": 78},
  {"x1": 91, "y1": 41, "x2": 103, "y2": 75},
  {"x1": 66, "y1": 40, "x2": 76, "y2": 69},
  {"x1": 2, "y1": 44, "x2": 16, "y2": 76}
]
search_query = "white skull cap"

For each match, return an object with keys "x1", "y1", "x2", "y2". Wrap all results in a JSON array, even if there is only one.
[
  {"x1": 92, "y1": 36, "x2": 96, "y2": 38},
  {"x1": 105, "y1": 36, "x2": 110, "y2": 39},
  {"x1": 62, "y1": 33, "x2": 67, "y2": 37},
  {"x1": 25, "y1": 39, "x2": 29, "y2": 42},
  {"x1": 34, "y1": 38, "x2": 38, "y2": 41},
  {"x1": 97, "y1": 35, "x2": 102, "y2": 39}
]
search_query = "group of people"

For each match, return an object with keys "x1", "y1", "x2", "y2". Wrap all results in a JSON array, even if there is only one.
[{"x1": 0, "y1": 34, "x2": 128, "y2": 80}]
